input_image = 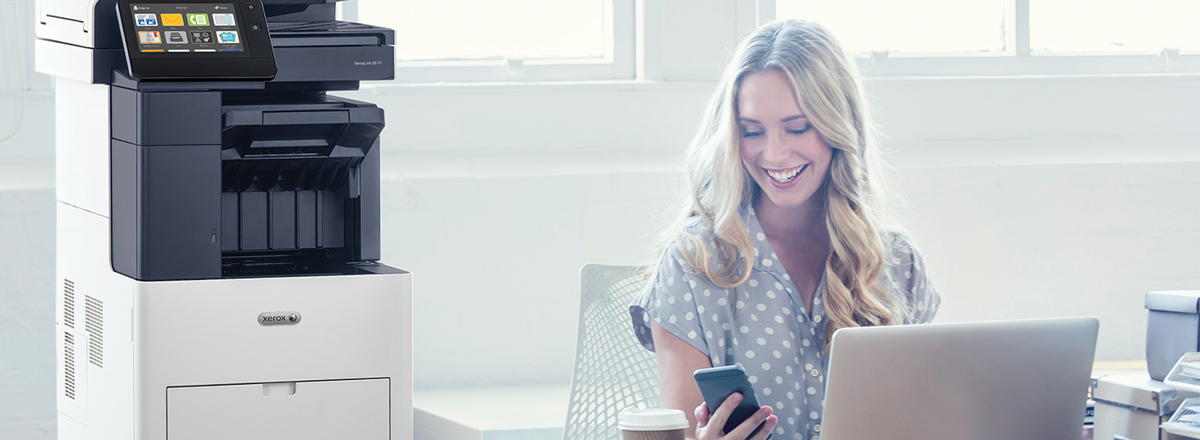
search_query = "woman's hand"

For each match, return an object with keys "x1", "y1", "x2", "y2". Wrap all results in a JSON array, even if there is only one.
[
  {"x1": 650, "y1": 317, "x2": 777, "y2": 440},
  {"x1": 694, "y1": 393, "x2": 778, "y2": 440}
]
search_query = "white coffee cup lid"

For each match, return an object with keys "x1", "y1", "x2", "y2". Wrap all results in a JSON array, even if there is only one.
[{"x1": 618, "y1": 408, "x2": 689, "y2": 431}]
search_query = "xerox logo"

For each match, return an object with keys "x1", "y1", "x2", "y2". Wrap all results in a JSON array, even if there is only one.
[{"x1": 258, "y1": 312, "x2": 301, "y2": 326}]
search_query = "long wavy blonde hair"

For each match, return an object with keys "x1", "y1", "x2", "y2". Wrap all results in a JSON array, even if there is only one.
[{"x1": 663, "y1": 19, "x2": 909, "y2": 346}]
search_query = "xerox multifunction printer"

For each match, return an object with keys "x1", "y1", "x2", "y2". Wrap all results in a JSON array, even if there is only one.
[{"x1": 36, "y1": 0, "x2": 412, "y2": 438}]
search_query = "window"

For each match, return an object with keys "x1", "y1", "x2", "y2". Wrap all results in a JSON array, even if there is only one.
[
  {"x1": 344, "y1": 0, "x2": 634, "y2": 82},
  {"x1": 1030, "y1": 0, "x2": 1200, "y2": 53},
  {"x1": 774, "y1": 0, "x2": 1200, "y2": 76},
  {"x1": 775, "y1": 0, "x2": 1007, "y2": 54}
]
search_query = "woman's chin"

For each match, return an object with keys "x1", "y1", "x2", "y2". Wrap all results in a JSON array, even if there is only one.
[{"x1": 757, "y1": 186, "x2": 819, "y2": 211}]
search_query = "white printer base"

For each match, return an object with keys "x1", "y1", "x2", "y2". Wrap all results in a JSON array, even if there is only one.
[{"x1": 55, "y1": 200, "x2": 412, "y2": 440}]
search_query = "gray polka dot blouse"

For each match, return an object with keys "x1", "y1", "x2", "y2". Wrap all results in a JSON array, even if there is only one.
[{"x1": 630, "y1": 208, "x2": 940, "y2": 440}]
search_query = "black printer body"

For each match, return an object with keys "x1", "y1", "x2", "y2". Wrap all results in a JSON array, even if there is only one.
[{"x1": 108, "y1": 0, "x2": 398, "y2": 281}]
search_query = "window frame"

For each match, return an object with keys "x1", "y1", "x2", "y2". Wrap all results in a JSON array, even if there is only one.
[{"x1": 341, "y1": 0, "x2": 636, "y2": 83}]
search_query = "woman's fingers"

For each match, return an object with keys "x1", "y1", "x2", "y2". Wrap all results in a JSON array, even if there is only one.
[
  {"x1": 705, "y1": 392, "x2": 742, "y2": 434},
  {"x1": 746, "y1": 414, "x2": 778, "y2": 440},
  {"x1": 694, "y1": 402, "x2": 711, "y2": 427},
  {"x1": 726, "y1": 405, "x2": 776, "y2": 440}
]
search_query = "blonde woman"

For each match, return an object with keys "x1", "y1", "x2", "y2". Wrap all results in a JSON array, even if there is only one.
[{"x1": 630, "y1": 20, "x2": 940, "y2": 440}]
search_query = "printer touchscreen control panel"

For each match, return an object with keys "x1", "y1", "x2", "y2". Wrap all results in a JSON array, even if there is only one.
[{"x1": 129, "y1": 3, "x2": 246, "y2": 53}]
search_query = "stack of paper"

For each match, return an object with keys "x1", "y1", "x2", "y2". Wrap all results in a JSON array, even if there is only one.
[
  {"x1": 1162, "y1": 397, "x2": 1200, "y2": 439},
  {"x1": 1181, "y1": 361, "x2": 1200, "y2": 380},
  {"x1": 1167, "y1": 353, "x2": 1200, "y2": 394}
]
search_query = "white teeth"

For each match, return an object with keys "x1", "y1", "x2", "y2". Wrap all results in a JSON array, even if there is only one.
[{"x1": 767, "y1": 165, "x2": 805, "y2": 183}]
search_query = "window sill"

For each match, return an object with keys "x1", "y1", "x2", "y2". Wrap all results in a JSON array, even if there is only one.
[
  {"x1": 359, "y1": 79, "x2": 716, "y2": 95},
  {"x1": 357, "y1": 69, "x2": 1199, "y2": 97},
  {"x1": 855, "y1": 52, "x2": 1200, "y2": 78}
]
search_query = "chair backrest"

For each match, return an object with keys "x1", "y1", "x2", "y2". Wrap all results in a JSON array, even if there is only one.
[{"x1": 563, "y1": 264, "x2": 661, "y2": 440}]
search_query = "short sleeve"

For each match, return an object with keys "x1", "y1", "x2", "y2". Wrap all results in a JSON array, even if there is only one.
[
  {"x1": 630, "y1": 244, "x2": 710, "y2": 357},
  {"x1": 888, "y1": 234, "x2": 941, "y2": 324}
]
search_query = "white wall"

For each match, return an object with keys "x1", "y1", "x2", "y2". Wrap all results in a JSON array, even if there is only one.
[
  {"x1": 901, "y1": 162, "x2": 1199, "y2": 360},
  {"x1": 1, "y1": 0, "x2": 56, "y2": 436},
  {"x1": 0, "y1": 188, "x2": 56, "y2": 439},
  {"x1": 1, "y1": 0, "x2": 1198, "y2": 437}
]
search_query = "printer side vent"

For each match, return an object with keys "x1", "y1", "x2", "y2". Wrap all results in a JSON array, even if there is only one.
[
  {"x1": 64, "y1": 279, "x2": 76, "y2": 329},
  {"x1": 64, "y1": 331, "x2": 76, "y2": 400},
  {"x1": 84, "y1": 296, "x2": 104, "y2": 368}
]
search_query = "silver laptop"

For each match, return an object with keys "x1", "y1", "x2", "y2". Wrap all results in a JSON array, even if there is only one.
[{"x1": 821, "y1": 317, "x2": 1099, "y2": 440}]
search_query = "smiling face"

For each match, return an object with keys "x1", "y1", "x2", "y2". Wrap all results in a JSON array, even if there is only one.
[{"x1": 737, "y1": 68, "x2": 834, "y2": 213}]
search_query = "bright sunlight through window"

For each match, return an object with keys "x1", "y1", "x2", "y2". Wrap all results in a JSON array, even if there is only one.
[
  {"x1": 358, "y1": 0, "x2": 607, "y2": 61},
  {"x1": 776, "y1": 0, "x2": 1007, "y2": 54},
  {"x1": 1031, "y1": 0, "x2": 1200, "y2": 52},
  {"x1": 778, "y1": 0, "x2": 1198, "y2": 54}
]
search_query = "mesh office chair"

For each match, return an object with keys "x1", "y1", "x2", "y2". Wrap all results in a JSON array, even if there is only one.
[{"x1": 563, "y1": 264, "x2": 661, "y2": 440}]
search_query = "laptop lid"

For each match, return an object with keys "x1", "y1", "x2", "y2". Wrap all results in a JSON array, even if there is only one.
[{"x1": 820, "y1": 317, "x2": 1098, "y2": 440}]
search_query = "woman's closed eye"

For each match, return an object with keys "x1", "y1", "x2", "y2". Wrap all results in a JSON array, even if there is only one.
[
  {"x1": 741, "y1": 124, "x2": 810, "y2": 138},
  {"x1": 741, "y1": 126, "x2": 764, "y2": 138},
  {"x1": 787, "y1": 123, "x2": 812, "y2": 135}
]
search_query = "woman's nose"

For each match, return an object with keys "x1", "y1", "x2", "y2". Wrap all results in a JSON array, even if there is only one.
[{"x1": 762, "y1": 132, "x2": 789, "y2": 165}]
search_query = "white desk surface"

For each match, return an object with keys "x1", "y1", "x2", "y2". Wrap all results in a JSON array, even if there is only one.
[
  {"x1": 413, "y1": 384, "x2": 572, "y2": 440},
  {"x1": 412, "y1": 362, "x2": 1146, "y2": 440}
]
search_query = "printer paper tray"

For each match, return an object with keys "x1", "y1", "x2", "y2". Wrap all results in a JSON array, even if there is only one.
[{"x1": 167, "y1": 378, "x2": 390, "y2": 439}]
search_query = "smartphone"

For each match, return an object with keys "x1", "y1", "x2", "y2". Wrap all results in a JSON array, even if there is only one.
[{"x1": 694, "y1": 364, "x2": 767, "y2": 437}]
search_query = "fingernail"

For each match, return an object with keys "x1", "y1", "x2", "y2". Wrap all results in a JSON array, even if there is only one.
[{"x1": 732, "y1": 393, "x2": 743, "y2": 402}]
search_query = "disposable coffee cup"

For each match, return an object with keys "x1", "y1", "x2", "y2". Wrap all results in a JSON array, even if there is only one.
[{"x1": 618, "y1": 408, "x2": 688, "y2": 440}]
